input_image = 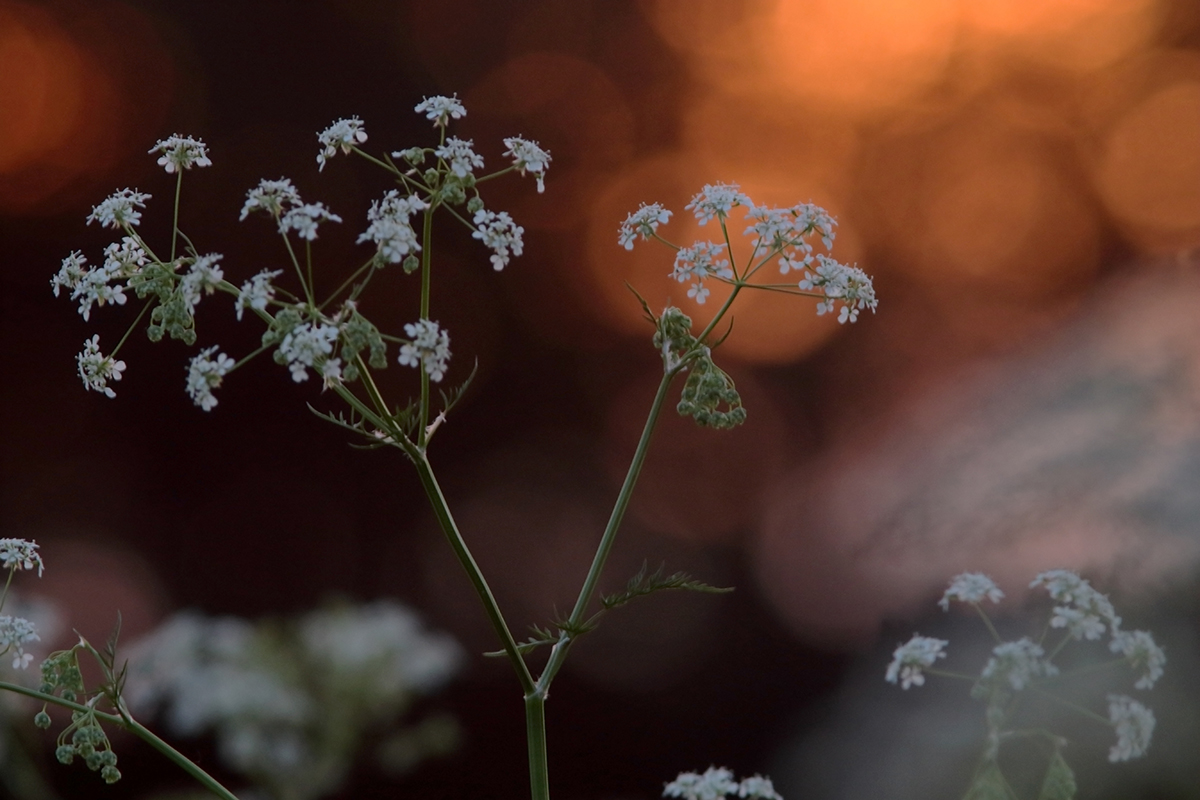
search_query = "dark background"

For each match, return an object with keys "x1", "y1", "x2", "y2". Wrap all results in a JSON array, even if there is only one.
[{"x1": 3, "y1": 1, "x2": 1200, "y2": 798}]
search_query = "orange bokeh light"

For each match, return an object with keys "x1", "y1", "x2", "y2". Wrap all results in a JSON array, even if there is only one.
[{"x1": 1096, "y1": 79, "x2": 1200, "y2": 250}]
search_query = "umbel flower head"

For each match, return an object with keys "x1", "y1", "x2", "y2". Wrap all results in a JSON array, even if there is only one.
[
  {"x1": 664, "y1": 767, "x2": 782, "y2": 800},
  {"x1": 886, "y1": 634, "x2": 948, "y2": 689},
  {"x1": 316, "y1": 117, "x2": 367, "y2": 171},
  {"x1": 149, "y1": 135, "x2": 212, "y2": 173}
]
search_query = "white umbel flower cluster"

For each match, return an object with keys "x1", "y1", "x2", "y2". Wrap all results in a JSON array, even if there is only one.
[
  {"x1": 415, "y1": 94, "x2": 466, "y2": 127},
  {"x1": 180, "y1": 253, "x2": 225, "y2": 314},
  {"x1": 798, "y1": 255, "x2": 878, "y2": 324},
  {"x1": 357, "y1": 190, "x2": 428, "y2": 265},
  {"x1": 471, "y1": 209, "x2": 524, "y2": 271},
  {"x1": 398, "y1": 319, "x2": 451, "y2": 382},
  {"x1": 0, "y1": 538, "x2": 44, "y2": 576},
  {"x1": 672, "y1": 242, "x2": 733, "y2": 305},
  {"x1": 503, "y1": 136, "x2": 551, "y2": 193},
  {"x1": 619, "y1": 202, "x2": 673, "y2": 250},
  {"x1": 664, "y1": 767, "x2": 782, "y2": 800},
  {"x1": 239, "y1": 178, "x2": 301, "y2": 221},
  {"x1": 278, "y1": 322, "x2": 340, "y2": 383},
  {"x1": 981, "y1": 637, "x2": 1059, "y2": 691},
  {"x1": 0, "y1": 614, "x2": 39, "y2": 669},
  {"x1": 939, "y1": 572, "x2": 1005, "y2": 610},
  {"x1": 149, "y1": 135, "x2": 212, "y2": 173},
  {"x1": 279, "y1": 202, "x2": 342, "y2": 241},
  {"x1": 235, "y1": 269, "x2": 283, "y2": 321},
  {"x1": 435, "y1": 137, "x2": 484, "y2": 179},
  {"x1": 686, "y1": 183, "x2": 750, "y2": 225},
  {"x1": 87, "y1": 188, "x2": 151, "y2": 229},
  {"x1": 885, "y1": 634, "x2": 949, "y2": 689},
  {"x1": 1110, "y1": 629, "x2": 1166, "y2": 690},
  {"x1": 76, "y1": 335, "x2": 127, "y2": 398},
  {"x1": 186, "y1": 346, "x2": 235, "y2": 411},
  {"x1": 1107, "y1": 694, "x2": 1155, "y2": 762},
  {"x1": 1031, "y1": 569, "x2": 1121, "y2": 641},
  {"x1": 316, "y1": 117, "x2": 367, "y2": 171}
]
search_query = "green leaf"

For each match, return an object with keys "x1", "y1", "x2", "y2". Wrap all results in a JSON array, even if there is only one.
[
  {"x1": 963, "y1": 761, "x2": 1014, "y2": 800},
  {"x1": 601, "y1": 561, "x2": 733, "y2": 611},
  {"x1": 483, "y1": 624, "x2": 558, "y2": 658},
  {"x1": 1037, "y1": 753, "x2": 1076, "y2": 800}
]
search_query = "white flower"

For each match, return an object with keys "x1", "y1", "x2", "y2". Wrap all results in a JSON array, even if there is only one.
[
  {"x1": 179, "y1": 253, "x2": 225, "y2": 313},
  {"x1": 1107, "y1": 694, "x2": 1155, "y2": 761},
  {"x1": 503, "y1": 136, "x2": 551, "y2": 193},
  {"x1": 738, "y1": 776, "x2": 782, "y2": 800},
  {"x1": 885, "y1": 634, "x2": 948, "y2": 689},
  {"x1": 278, "y1": 322, "x2": 339, "y2": 383},
  {"x1": 471, "y1": 208, "x2": 524, "y2": 271},
  {"x1": 415, "y1": 94, "x2": 466, "y2": 127},
  {"x1": 435, "y1": 137, "x2": 484, "y2": 179},
  {"x1": 0, "y1": 615, "x2": 40, "y2": 669},
  {"x1": 51, "y1": 251, "x2": 89, "y2": 298},
  {"x1": 619, "y1": 202, "x2": 672, "y2": 250},
  {"x1": 235, "y1": 270, "x2": 283, "y2": 321},
  {"x1": 0, "y1": 538, "x2": 44, "y2": 577},
  {"x1": 358, "y1": 191, "x2": 428, "y2": 265},
  {"x1": 102, "y1": 237, "x2": 148, "y2": 278},
  {"x1": 1031, "y1": 569, "x2": 1121, "y2": 640},
  {"x1": 664, "y1": 767, "x2": 739, "y2": 800},
  {"x1": 149, "y1": 135, "x2": 212, "y2": 173},
  {"x1": 240, "y1": 178, "x2": 302, "y2": 220},
  {"x1": 76, "y1": 335, "x2": 126, "y2": 398},
  {"x1": 744, "y1": 202, "x2": 837, "y2": 265},
  {"x1": 939, "y1": 572, "x2": 1005, "y2": 610},
  {"x1": 186, "y1": 346, "x2": 235, "y2": 411},
  {"x1": 797, "y1": 255, "x2": 877, "y2": 323},
  {"x1": 981, "y1": 638, "x2": 1058, "y2": 691},
  {"x1": 279, "y1": 202, "x2": 342, "y2": 241},
  {"x1": 672, "y1": 242, "x2": 733, "y2": 305},
  {"x1": 686, "y1": 183, "x2": 749, "y2": 225},
  {"x1": 1110, "y1": 630, "x2": 1166, "y2": 690},
  {"x1": 320, "y1": 358, "x2": 342, "y2": 390},
  {"x1": 398, "y1": 319, "x2": 451, "y2": 382},
  {"x1": 87, "y1": 188, "x2": 151, "y2": 229},
  {"x1": 316, "y1": 117, "x2": 367, "y2": 171}
]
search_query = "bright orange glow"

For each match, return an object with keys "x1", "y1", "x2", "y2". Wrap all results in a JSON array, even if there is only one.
[
  {"x1": 0, "y1": 4, "x2": 86, "y2": 174},
  {"x1": 963, "y1": 0, "x2": 1163, "y2": 71},
  {"x1": 1096, "y1": 80, "x2": 1200, "y2": 250}
]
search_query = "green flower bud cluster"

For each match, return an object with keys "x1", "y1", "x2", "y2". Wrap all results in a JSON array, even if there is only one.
[
  {"x1": 652, "y1": 306, "x2": 746, "y2": 430},
  {"x1": 40, "y1": 649, "x2": 122, "y2": 784},
  {"x1": 339, "y1": 310, "x2": 388, "y2": 382}
]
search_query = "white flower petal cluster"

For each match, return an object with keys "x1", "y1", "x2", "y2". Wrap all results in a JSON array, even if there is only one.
[
  {"x1": 76, "y1": 335, "x2": 126, "y2": 398},
  {"x1": 54, "y1": 239, "x2": 148, "y2": 321},
  {"x1": 180, "y1": 253, "x2": 225, "y2": 314},
  {"x1": 1107, "y1": 694, "x2": 1155, "y2": 761},
  {"x1": 435, "y1": 136, "x2": 484, "y2": 179},
  {"x1": 471, "y1": 208, "x2": 524, "y2": 271},
  {"x1": 981, "y1": 637, "x2": 1058, "y2": 691},
  {"x1": 664, "y1": 768, "x2": 781, "y2": 800},
  {"x1": 686, "y1": 183, "x2": 749, "y2": 225},
  {"x1": 0, "y1": 614, "x2": 39, "y2": 669},
  {"x1": 0, "y1": 538, "x2": 44, "y2": 576},
  {"x1": 357, "y1": 190, "x2": 429, "y2": 265},
  {"x1": 1031, "y1": 569, "x2": 1121, "y2": 641},
  {"x1": 398, "y1": 319, "x2": 451, "y2": 382},
  {"x1": 316, "y1": 117, "x2": 367, "y2": 171},
  {"x1": 886, "y1": 634, "x2": 948, "y2": 689},
  {"x1": 1110, "y1": 630, "x2": 1166, "y2": 690},
  {"x1": 149, "y1": 135, "x2": 212, "y2": 173},
  {"x1": 186, "y1": 346, "x2": 235, "y2": 412},
  {"x1": 664, "y1": 767, "x2": 739, "y2": 800},
  {"x1": 240, "y1": 178, "x2": 302, "y2": 220},
  {"x1": 939, "y1": 572, "x2": 1005, "y2": 610},
  {"x1": 235, "y1": 269, "x2": 283, "y2": 321},
  {"x1": 797, "y1": 254, "x2": 878, "y2": 323},
  {"x1": 280, "y1": 202, "x2": 342, "y2": 241},
  {"x1": 672, "y1": 242, "x2": 733, "y2": 305},
  {"x1": 299, "y1": 602, "x2": 465, "y2": 694},
  {"x1": 415, "y1": 94, "x2": 466, "y2": 127},
  {"x1": 87, "y1": 188, "x2": 151, "y2": 229},
  {"x1": 278, "y1": 322, "x2": 339, "y2": 383},
  {"x1": 618, "y1": 202, "x2": 673, "y2": 250},
  {"x1": 103, "y1": 237, "x2": 149, "y2": 277},
  {"x1": 503, "y1": 136, "x2": 551, "y2": 193}
]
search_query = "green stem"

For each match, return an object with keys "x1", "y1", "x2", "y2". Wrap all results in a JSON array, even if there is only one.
[
  {"x1": 170, "y1": 171, "x2": 183, "y2": 262},
  {"x1": 525, "y1": 694, "x2": 550, "y2": 800},
  {"x1": 418, "y1": 207, "x2": 434, "y2": 447},
  {"x1": 0, "y1": 683, "x2": 239, "y2": 800},
  {"x1": 411, "y1": 454, "x2": 535, "y2": 694},
  {"x1": 536, "y1": 369, "x2": 676, "y2": 692}
]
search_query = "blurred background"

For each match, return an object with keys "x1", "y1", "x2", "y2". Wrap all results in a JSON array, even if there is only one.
[{"x1": 2, "y1": 0, "x2": 1200, "y2": 797}]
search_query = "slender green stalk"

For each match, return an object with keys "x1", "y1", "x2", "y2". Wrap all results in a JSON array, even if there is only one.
[
  {"x1": 411, "y1": 454, "x2": 535, "y2": 695},
  {"x1": 418, "y1": 207, "x2": 434, "y2": 446},
  {"x1": 0, "y1": 683, "x2": 239, "y2": 800},
  {"x1": 524, "y1": 695, "x2": 550, "y2": 800},
  {"x1": 170, "y1": 171, "x2": 183, "y2": 262}
]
